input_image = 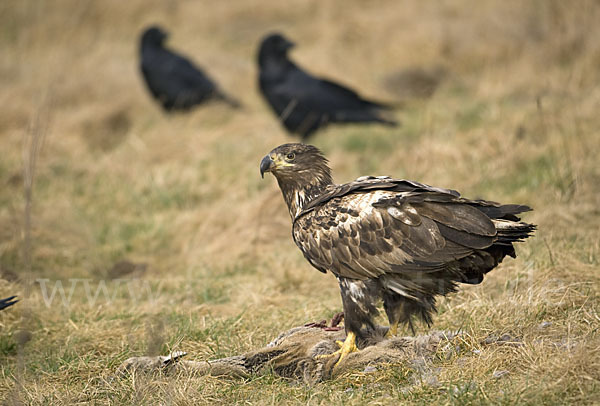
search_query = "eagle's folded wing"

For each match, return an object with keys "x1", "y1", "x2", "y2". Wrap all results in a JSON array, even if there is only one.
[{"x1": 293, "y1": 187, "x2": 499, "y2": 281}]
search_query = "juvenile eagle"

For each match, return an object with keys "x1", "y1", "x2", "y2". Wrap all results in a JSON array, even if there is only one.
[
  {"x1": 140, "y1": 26, "x2": 240, "y2": 111},
  {"x1": 258, "y1": 33, "x2": 397, "y2": 140},
  {"x1": 260, "y1": 143, "x2": 535, "y2": 364}
]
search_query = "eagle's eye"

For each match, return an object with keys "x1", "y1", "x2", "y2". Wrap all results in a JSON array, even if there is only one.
[{"x1": 286, "y1": 153, "x2": 295, "y2": 161}]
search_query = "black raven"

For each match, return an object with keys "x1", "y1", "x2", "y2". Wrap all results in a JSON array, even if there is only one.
[
  {"x1": 139, "y1": 26, "x2": 240, "y2": 111},
  {"x1": 0, "y1": 296, "x2": 18, "y2": 311},
  {"x1": 257, "y1": 33, "x2": 398, "y2": 140}
]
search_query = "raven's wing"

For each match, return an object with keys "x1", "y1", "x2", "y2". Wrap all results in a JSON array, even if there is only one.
[
  {"x1": 0, "y1": 296, "x2": 18, "y2": 311},
  {"x1": 141, "y1": 48, "x2": 216, "y2": 107},
  {"x1": 273, "y1": 68, "x2": 385, "y2": 112},
  {"x1": 317, "y1": 78, "x2": 394, "y2": 110},
  {"x1": 166, "y1": 52, "x2": 216, "y2": 93},
  {"x1": 267, "y1": 67, "x2": 397, "y2": 131}
]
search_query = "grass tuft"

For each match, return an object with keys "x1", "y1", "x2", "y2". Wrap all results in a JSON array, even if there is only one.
[{"x1": 1, "y1": 0, "x2": 599, "y2": 403}]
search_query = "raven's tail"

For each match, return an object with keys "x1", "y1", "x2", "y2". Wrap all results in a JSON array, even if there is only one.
[
  {"x1": 333, "y1": 109, "x2": 400, "y2": 127},
  {"x1": 363, "y1": 98, "x2": 404, "y2": 111},
  {"x1": 375, "y1": 116, "x2": 400, "y2": 127},
  {"x1": 217, "y1": 92, "x2": 243, "y2": 109}
]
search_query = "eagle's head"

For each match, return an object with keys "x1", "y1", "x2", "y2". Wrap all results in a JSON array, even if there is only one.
[
  {"x1": 260, "y1": 143, "x2": 333, "y2": 217},
  {"x1": 260, "y1": 143, "x2": 330, "y2": 180}
]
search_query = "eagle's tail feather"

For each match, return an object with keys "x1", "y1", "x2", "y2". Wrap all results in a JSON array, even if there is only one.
[
  {"x1": 493, "y1": 219, "x2": 536, "y2": 244},
  {"x1": 472, "y1": 202, "x2": 532, "y2": 221}
]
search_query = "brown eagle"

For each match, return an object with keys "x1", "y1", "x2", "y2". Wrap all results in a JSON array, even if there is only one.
[{"x1": 260, "y1": 143, "x2": 535, "y2": 364}]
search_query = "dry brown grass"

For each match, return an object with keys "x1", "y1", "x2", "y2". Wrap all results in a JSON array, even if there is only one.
[{"x1": 1, "y1": 0, "x2": 599, "y2": 404}]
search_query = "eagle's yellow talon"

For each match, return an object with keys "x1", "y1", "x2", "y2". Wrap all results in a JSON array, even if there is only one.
[
  {"x1": 334, "y1": 332, "x2": 358, "y2": 366},
  {"x1": 385, "y1": 322, "x2": 398, "y2": 338},
  {"x1": 316, "y1": 332, "x2": 358, "y2": 366}
]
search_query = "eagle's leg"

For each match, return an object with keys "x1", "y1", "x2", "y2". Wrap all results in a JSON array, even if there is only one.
[
  {"x1": 383, "y1": 291, "x2": 404, "y2": 337},
  {"x1": 384, "y1": 290, "x2": 433, "y2": 336},
  {"x1": 314, "y1": 278, "x2": 378, "y2": 366}
]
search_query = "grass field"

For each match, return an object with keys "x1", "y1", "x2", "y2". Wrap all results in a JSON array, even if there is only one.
[{"x1": 1, "y1": 0, "x2": 599, "y2": 404}]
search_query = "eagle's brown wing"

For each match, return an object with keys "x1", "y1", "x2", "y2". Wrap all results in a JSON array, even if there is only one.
[
  {"x1": 292, "y1": 178, "x2": 504, "y2": 281},
  {"x1": 300, "y1": 176, "x2": 460, "y2": 214}
]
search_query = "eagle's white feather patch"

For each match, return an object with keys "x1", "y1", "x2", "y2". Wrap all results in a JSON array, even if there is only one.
[
  {"x1": 405, "y1": 205, "x2": 418, "y2": 216},
  {"x1": 385, "y1": 279, "x2": 418, "y2": 300},
  {"x1": 492, "y1": 219, "x2": 525, "y2": 229},
  {"x1": 348, "y1": 281, "x2": 366, "y2": 299},
  {"x1": 387, "y1": 206, "x2": 403, "y2": 219},
  {"x1": 341, "y1": 279, "x2": 369, "y2": 313}
]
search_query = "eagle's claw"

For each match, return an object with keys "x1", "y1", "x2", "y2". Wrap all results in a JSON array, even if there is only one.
[{"x1": 316, "y1": 332, "x2": 358, "y2": 367}]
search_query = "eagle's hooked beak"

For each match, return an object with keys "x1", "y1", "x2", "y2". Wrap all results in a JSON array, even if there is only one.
[{"x1": 260, "y1": 155, "x2": 275, "y2": 178}]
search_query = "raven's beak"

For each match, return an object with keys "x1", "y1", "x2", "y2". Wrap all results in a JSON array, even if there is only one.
[
  {"x1": 154, "y1": 27, "x2": 168, "y2": 40},
  {"x1": 284, "y1": 39, "x2": 295, "y2": 50},
  {"x1": 260, "y1": 155, "x2": 275, "y2": 178}
]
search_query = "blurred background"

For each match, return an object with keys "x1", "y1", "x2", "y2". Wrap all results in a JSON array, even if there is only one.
[{"x1": 0, "y1": 0, "x2": 599, "y2": 403}]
